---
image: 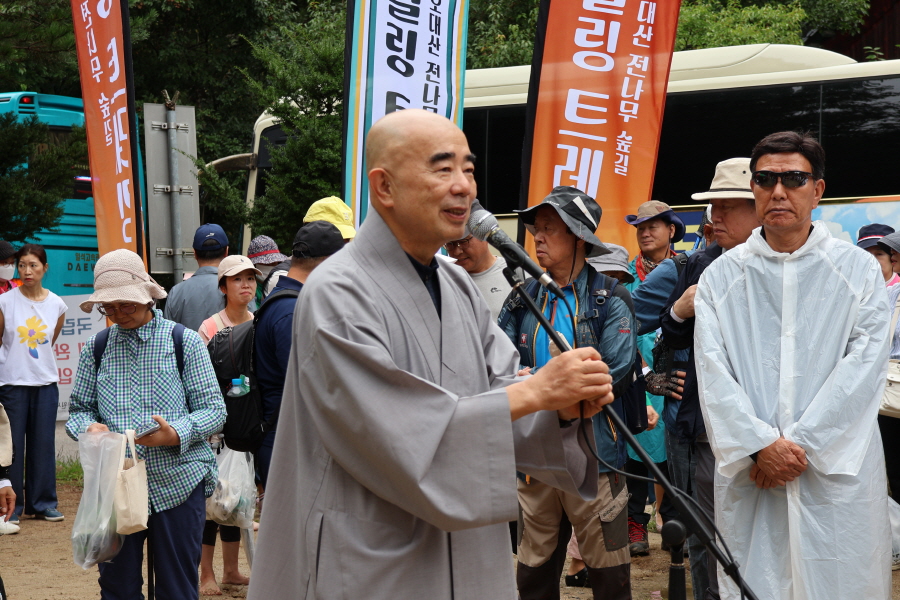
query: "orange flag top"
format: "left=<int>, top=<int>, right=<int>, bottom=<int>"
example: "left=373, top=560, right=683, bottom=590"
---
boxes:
left=525, top=0, right=681, bottom=259
left=70, top=0, right=140, bottom=258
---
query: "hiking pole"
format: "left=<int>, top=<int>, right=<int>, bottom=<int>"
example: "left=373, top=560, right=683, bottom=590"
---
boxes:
left=501, top=266, right=760, bottom=600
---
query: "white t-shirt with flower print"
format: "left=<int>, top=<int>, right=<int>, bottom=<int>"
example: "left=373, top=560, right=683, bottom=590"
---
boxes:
left=0, top=287, right=68, bottom=386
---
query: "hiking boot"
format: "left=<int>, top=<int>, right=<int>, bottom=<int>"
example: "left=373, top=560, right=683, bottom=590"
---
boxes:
left=628, top=517, right=650, bottom=556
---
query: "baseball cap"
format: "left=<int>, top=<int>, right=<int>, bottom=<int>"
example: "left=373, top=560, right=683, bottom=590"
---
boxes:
left=217, top=255, right=262, bottom=280
left=292, top=221, right=345, bottom=259
left=193, top=223, right=229, bottom=251
left=304, top=197, right=357, bottom=240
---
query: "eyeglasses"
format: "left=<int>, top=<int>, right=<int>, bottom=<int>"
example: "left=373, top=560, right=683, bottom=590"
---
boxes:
left=444, top=236, right=474, bottom=250
left=751, top=170, right=814, bottom=189
left=98, top=303, right=138, bottom=316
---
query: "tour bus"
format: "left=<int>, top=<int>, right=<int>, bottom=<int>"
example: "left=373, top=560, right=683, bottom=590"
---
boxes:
left=0, top=92, right=98, bottom=294
left=243, top=43, right=900, bottom=250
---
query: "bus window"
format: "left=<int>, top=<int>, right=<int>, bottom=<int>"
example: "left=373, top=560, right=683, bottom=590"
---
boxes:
left=255, top=124, right=288, bottom=200
left=820, top=76, right=900, bottom=199
left=463, top=104, right=527, bottom=215
left=653, top=83, right=821, bottom=206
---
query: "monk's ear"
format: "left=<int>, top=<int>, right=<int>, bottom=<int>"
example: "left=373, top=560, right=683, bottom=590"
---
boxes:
left=368, top=168, right=395, bottom=210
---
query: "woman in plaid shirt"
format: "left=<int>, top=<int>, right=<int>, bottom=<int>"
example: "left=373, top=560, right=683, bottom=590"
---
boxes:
left=66, top=249, right=226, bottom=600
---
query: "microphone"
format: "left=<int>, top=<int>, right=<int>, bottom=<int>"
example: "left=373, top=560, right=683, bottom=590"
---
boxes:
left=467, top=208, right=564, bottom=298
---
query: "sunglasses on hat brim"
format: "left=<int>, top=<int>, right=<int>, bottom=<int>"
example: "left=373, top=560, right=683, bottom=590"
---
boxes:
left=751, top=170, right=814, bottom=189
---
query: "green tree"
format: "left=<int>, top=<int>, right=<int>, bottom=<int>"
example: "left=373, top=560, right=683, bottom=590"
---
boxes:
left=0, top=113, right=87, bottom=241
left=465, top=0, right=871, bottom=67
left=242, top=0, right=345, bottom=250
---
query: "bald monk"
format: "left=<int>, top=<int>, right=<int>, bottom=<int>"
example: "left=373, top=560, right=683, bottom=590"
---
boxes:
left=247, top=110, right=615, bottom=600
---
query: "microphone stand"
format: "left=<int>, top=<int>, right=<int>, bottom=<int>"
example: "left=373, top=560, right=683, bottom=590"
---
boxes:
left=501, top=266, right=759, bottom=600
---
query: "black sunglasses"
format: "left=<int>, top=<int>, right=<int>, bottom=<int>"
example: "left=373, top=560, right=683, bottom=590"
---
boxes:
left=751, top=170, right=814, bottom=189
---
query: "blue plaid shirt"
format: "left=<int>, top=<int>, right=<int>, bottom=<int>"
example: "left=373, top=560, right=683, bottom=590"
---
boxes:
left=66, top=310, right=226, bottom=512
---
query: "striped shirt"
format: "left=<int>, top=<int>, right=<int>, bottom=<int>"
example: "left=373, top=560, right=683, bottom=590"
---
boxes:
left=66, top=310, right=226, bottom=512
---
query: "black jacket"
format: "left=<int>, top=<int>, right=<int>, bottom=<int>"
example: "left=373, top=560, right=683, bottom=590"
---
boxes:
left=659, top=243, right=723, bottom=442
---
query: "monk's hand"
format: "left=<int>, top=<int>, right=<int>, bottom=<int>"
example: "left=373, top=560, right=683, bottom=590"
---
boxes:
left=135, top=416, right=181, bottom=447
left=756, top=437, right=807, bottom=484
left=749, top=464, right=780, bottom=489
left=506, top=347, right=613, bottom=421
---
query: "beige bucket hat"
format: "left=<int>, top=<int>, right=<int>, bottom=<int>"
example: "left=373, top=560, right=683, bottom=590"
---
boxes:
left=691, top=157, right=754, bottom=201
left=79, top=249, right=167, bottom=313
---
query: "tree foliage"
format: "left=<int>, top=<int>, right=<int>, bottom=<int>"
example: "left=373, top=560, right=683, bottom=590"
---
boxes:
left=0, top=113, right=87, bottom=242
left=242, top=0, right=345, bottom=250
left=466, top=0, right=871, bottom=67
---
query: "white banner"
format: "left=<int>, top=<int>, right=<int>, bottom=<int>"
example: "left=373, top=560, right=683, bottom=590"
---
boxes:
left=53, top=295, right=107, bottom=420
left=343, top=0, right=470, bottom=225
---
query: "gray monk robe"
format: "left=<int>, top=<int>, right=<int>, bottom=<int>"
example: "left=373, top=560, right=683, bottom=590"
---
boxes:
left=247, top=211, right=600, bottom=600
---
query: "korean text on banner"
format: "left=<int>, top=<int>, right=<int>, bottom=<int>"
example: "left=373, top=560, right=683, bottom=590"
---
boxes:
left=524, top=0, right=681, bottom=257
left=70, top=0, right=140, bottom=256
left=343, top=0, right=470, bottom=226
left=53, top=295, right=107, bottom=421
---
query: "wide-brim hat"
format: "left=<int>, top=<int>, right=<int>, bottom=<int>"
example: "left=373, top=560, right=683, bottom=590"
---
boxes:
left=858, top=223, right=895, bottom=250
left=879, top=231, right=900, bottom=254
left=624, top=200, right=686, bottom=243
left=246, top=235, right=289, bottom=265
left=691, top=157, right=754, bottom=202
left=514, top=186, right=610, bottom=258
left=587, top=243, right=634, bottom=283
left=218, top=255, right=262, bottom=280
left=80, top=249, right=167, bottom=312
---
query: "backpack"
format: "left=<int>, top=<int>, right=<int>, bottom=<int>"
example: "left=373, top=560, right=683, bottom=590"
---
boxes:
left=498, top=268, right=618, bottom=369
left=94, top=324, right=185, bottom=376
left=205, top=288, right=299, bottom=453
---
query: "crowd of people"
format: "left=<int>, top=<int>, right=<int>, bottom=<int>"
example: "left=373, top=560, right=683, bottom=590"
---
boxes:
left=0, top=110, right=897, bottom=600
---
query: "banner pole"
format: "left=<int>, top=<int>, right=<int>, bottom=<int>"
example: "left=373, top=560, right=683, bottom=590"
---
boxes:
left=119, top=0, right=145, bottom=260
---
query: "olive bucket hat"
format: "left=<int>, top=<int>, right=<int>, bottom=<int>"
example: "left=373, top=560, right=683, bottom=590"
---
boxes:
left=514, top=186, right=611, bottom=257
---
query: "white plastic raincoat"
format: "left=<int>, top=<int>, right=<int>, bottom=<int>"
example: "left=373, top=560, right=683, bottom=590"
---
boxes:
left=694, top=222, right=891, bottom=600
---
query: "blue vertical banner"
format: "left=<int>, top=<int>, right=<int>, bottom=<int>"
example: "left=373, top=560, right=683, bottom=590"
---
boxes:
left=342, top=0, right=470, bottom=226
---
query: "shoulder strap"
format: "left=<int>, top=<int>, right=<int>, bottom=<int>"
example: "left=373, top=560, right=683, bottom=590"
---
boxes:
left=673, top=252, right=689, bottom=275
left=581, top=269, right=618, bottom=344
left=172, top=323, right=185, bottom=378
left=93, top=327, right=111, bottom=373
left=93, top=323, right=184, bottom=377
left=254, top=288, right=300, bottom=324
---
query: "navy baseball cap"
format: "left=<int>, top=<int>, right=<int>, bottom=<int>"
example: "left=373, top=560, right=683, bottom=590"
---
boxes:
left=857, top=223, right=894, bottom=250
left=193, top=223, right=229, bottom=251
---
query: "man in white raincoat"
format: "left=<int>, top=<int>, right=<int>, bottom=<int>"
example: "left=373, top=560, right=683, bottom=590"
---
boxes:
left=247, top=110, right=617, bottom=600
left=694, top=131, right=891, bottom=600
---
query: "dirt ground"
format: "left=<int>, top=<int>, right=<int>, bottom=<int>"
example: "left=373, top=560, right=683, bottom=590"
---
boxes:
left=5, top=483, right=900, bottom=599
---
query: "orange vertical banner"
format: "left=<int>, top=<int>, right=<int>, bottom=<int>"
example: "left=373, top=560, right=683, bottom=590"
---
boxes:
left=522, top=0, right=681, bottom=257
left=70, top=0, right=141, bottom=257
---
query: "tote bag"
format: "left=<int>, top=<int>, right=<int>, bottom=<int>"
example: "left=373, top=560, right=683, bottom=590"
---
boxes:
left=114, top=429, right=149, bottom=534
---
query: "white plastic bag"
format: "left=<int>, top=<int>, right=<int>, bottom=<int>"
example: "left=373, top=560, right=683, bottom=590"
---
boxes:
left=889, top=497, right=900, bottom=558
left=72, top=431, right=127, bottom=569
left=206, top=447, right=256, bottom=528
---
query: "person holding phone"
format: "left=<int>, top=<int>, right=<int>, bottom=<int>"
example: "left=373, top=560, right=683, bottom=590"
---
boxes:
left=0, top=244, right=68, bottom=524
left=66, top=249, right=225, bottom=600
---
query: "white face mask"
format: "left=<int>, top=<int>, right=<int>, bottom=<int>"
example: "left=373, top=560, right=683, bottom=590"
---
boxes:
left=0, top=264, right=15, bottom=281
left=256, top=264, right=275, bottom=278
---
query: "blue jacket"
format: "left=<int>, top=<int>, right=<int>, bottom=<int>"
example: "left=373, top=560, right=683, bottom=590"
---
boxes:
left=498, top=264, right=636, bottom=472
left=660, top=243, right=723, bottom=442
